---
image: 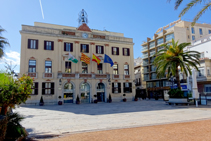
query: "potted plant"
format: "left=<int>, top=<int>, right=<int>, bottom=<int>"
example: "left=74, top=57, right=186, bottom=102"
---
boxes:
left=134, top=93, right=138, bottom=101
left=123, top=94, right=127, bottom=102
left=58, top=96, right=62, bottom=105
left=108, top=94, right=112, bottom=103
left=168, top=88, right=188, bottom=103
left=94, top=95, right=98, bottom=103
left=76, top=95, right=80, bottom=104
left=39, top=96, right=44, bottom=106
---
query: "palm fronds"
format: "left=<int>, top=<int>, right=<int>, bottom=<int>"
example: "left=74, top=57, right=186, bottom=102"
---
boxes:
left=0, top=26, right=10, bottom=58
left=168, top=0, right=211, bottom=26
left=153, top=39, right=200, bottom=89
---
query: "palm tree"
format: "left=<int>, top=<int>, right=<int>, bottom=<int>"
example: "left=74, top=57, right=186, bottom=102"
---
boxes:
left=153, top=39, right=200, bottom=89
left=168, top=0, right=211, bottom=26
left=0, top=26, right=10, bottom=58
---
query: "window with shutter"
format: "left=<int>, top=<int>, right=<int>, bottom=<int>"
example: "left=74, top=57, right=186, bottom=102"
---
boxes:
left=42, top=82, right=54, bottom=95
left=123, top=82, right=132, bottom=93
left=64, top=43, right=73, bottom=52
left=112, top=82, right=120, bottom=93
left=81, top=44, right=89, bottom=53
left=31, top=82, right=38, bottom=95
left=118, top=83, right=121, bottom=93
left=123, top=48, right=130, bottom=56
left=28, top=60, right=36, bottom=72
left=97, top=63, right=103, bottom=74
left=44, top=41, right=54, bottom=50
left=28, top=39, right=38, bottom=49
left=65, top=62, right=71, bottom=73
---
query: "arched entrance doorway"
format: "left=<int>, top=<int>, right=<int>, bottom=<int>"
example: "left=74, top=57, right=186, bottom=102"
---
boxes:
left=63, top=82, right=74, bottom=103
left=97, top=83, right=105, bottom=102
left=80, top=82, right=90, bottom=103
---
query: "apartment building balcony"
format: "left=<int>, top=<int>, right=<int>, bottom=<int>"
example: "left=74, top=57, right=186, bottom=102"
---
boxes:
left=143, top=61, right=149, bottom=66
left=151, top=66, right=156, bottom=72
left=95, top=74, right=108, bottom=79
left=26, top=72, right=37, bottom=78
left=144, top=76, right=149, bottom=81
left=79, top=73, right=94, bottom=79
left=142, top=47, right=148, bottom=52
left=149, top=42, right=155, bottom=49
left=123, top=75, right=131, bottom=79
left=112, top=74, right=120, bottom=79
left=150, top=51, right=156, bottom=57
left=158, top=47, right=164, bottom=51
left=143, top=54, right=148, bottom=58
left=143, top=69, right=149, bottom=74
left=43, top=73, right=53, bottom=79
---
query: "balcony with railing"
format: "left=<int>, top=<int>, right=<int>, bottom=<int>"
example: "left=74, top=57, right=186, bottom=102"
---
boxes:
left=165, top=33, right=174, bottom=42
left=112, top=74, right=120, bottom=79
left=144, top=75, right=149, bottom=81
left=143, top=53, right=148, bottom=58
left=158, top=47, right=164, bottom=51
left=43, top=73, right=53, bottom=79
left=150, top=51, right=156, bottom=56
left=151, top=73, right=157, bottom=80
left=151, top=66, right=156, bottom=72
left=142, top=45, right=148, bottom=52
left=149, top=41, right=155, bottom=48
left=143, top=59, right=149, bottom=66
left=95, top=74, right=108, bottom=79
left=143, top=68, right=149, bottom=73
left=26, top=72, right=37, bottom=78
left=123, top=75, right=131, bottom=79
left=79, top=73, right=93, bottom=79
left=150, top=57, right=155, bottom=64
left=157, top=38, right=164, bottom=46
left=62, top=73, right=76, bottom=78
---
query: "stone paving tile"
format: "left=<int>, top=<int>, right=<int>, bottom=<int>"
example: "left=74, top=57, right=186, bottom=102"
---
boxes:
left=14, top=100, right=211, bottom=137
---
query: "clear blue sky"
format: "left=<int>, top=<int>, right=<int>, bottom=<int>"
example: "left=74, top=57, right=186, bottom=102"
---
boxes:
left=0, top=0, right=211, bottom=72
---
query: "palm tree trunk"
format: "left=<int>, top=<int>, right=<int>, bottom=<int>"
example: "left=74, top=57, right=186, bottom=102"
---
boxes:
left=176, top=67, right=181, bottom=90
left=1, top=105, right=8, bottom=115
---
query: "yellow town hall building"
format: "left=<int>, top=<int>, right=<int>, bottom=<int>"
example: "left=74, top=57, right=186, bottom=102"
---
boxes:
left=19, top=10, right=135, bottom=105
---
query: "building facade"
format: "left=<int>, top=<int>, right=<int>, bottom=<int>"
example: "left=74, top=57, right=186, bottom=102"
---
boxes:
left=19, top=19, right=135, bottom=105
left=185, top=34, right=211, bottom=94
left=141, top=20, right=211, bottom=99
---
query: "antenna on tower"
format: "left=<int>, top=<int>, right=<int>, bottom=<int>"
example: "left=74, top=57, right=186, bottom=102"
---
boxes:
left=78, top=9, right=88, bottom=26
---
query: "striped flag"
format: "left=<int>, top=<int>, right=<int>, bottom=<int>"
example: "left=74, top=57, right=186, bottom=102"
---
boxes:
left=92, top=54, right=101, bottom=65
left=81, top=53, right=90, bottom=64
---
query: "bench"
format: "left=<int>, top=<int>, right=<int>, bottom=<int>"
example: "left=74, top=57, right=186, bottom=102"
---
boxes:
left=166, top=101, right=190, bottom=106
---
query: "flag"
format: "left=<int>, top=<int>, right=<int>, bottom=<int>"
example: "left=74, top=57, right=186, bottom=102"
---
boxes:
left=104, top=54, right=114, bottom=67
left=81, top=53, right=90, bottom=64
left=92, top=54, right=101, bottom=65
left=68, top=52, right=78, bottom=63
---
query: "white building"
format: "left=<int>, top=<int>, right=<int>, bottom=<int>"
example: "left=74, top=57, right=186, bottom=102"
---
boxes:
left=184, top=35, right=211, bottom=93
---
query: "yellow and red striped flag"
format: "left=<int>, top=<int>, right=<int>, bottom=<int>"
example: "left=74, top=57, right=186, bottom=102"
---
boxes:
left=81, top=53, right=90, bottom=64
left=92, top=54, right=101, bottom=65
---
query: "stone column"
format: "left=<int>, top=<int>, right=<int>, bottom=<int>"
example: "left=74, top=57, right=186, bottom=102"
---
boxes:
left=74, top=41, right=80, bottom=73
left=74, top=41, right=80, bottom=103
left=58, top=39, right=63, bottom=72
left=90, top=42, right=95, bottom=103
left=90, top=42, right=95, bottom=74
left=105, top=44, right=110, bottom=74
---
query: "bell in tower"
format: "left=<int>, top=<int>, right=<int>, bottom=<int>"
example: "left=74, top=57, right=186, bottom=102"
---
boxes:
left=78, top=9, right=88, bottom=26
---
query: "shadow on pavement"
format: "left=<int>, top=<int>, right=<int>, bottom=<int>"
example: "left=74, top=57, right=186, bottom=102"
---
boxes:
left=16, top=100, right=202, bottom=116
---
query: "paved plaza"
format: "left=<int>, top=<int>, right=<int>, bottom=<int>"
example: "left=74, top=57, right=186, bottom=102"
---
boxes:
left=14, top=100, right=211, bottom=138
